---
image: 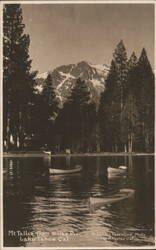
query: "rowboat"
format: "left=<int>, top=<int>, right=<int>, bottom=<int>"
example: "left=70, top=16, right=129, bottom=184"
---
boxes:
left=43, top=151, right=51, bottom=155
left=119, top=165, right=127, bottom=170
left=108, top=166, right=127, bottom=179
left=49, top=165, right=82, bottom=175
left=108, top=167, right=127, bottom=173
left=89, top=188, right=134, bottom=207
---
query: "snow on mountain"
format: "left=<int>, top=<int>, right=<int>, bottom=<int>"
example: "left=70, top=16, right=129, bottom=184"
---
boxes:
left=91, top=78, right=103, bottom=87
left=88, top=62, right=109, bottom=73
left=35, top=84, right=43, bottom=93
left=35, top=61, right=109, bottom=106
left=57, top=72, right=75, bottom=90
left=37, top=72, right=48, bottom=79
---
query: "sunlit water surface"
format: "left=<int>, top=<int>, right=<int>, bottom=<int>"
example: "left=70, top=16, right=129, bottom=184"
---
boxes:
left=3, top=155, right=154, bottom=247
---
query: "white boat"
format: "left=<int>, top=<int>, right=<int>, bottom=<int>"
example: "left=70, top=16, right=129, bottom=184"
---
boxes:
left=108, top=167, right=126, bottom=173
left=89, top=188, right=134, bottom=207
left=49, top=165, right=82, bottom=175
left=119, top=165, right=127, bottom=170
left=43, top=151, right=51, bottom=155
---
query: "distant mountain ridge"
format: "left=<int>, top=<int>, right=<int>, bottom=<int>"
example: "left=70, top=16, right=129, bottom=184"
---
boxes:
left=35, top=61, right=109, bottom=106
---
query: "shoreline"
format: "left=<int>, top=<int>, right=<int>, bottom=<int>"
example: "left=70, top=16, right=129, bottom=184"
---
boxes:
left=2, top=152, right=155, bottom=158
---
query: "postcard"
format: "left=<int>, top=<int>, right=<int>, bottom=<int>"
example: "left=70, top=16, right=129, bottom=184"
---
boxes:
left=1, top=0, right=155, bottom=249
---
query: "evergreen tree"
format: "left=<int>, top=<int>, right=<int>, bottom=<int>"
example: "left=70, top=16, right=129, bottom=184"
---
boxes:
left=136, top=48, right=154, bottom=152
left=3, top=4, right=36, bottom=150
left=55, top=77, right=96, bottom=152
left=41, top=73, right=59, bottom=147
left=68, top=77, right=90, bottom=152
left=113, top=40, right=128, bottom=111
left=113, top=40, right=128, bottom=150
left=128, top=52, right=138, bottom=69
left=87, top=101, right=98, bottom=152
left=122, top=52, right=138, bottom=152
left=99, top=60, right=120, bottom=152
left=42, top=73, right=59, bottom=118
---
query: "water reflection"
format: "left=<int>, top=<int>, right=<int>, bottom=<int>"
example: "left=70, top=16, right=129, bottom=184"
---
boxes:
left=3, top=155, right=154, bottom=247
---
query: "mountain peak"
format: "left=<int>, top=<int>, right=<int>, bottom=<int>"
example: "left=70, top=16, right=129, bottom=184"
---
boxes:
left=35, top=60, right=109, bottom=107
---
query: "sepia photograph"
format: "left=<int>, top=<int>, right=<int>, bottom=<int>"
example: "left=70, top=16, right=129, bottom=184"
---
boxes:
left=1, top=0, right=155, bottom=248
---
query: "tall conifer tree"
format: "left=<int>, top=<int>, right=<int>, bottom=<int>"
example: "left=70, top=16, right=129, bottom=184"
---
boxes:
left=42, top=73, right=59, bottom=147
left=113, top=40, right=128, bottom=111
left=3, top=4, right=36, bottom=150
left=122, top=52, right=138, bottom=152
left=137, top=48, right=154, bottom=151
left=99, top=60, right=120, bottom=151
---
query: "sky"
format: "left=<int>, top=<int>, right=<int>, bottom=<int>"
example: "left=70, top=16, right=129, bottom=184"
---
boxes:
left=21, top=3, right=154, bottom=73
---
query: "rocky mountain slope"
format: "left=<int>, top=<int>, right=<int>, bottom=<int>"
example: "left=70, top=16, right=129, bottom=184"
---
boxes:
left=35, top=61, right=109, bottom=106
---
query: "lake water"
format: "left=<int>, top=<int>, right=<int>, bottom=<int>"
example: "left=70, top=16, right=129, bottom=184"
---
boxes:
left=3, top=155, right=155, bottom=247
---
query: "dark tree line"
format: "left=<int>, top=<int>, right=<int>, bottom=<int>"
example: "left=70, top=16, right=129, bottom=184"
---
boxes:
left=3, top=5, right=154, bottom=153
left=99, top=41, right=154, bottom=153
